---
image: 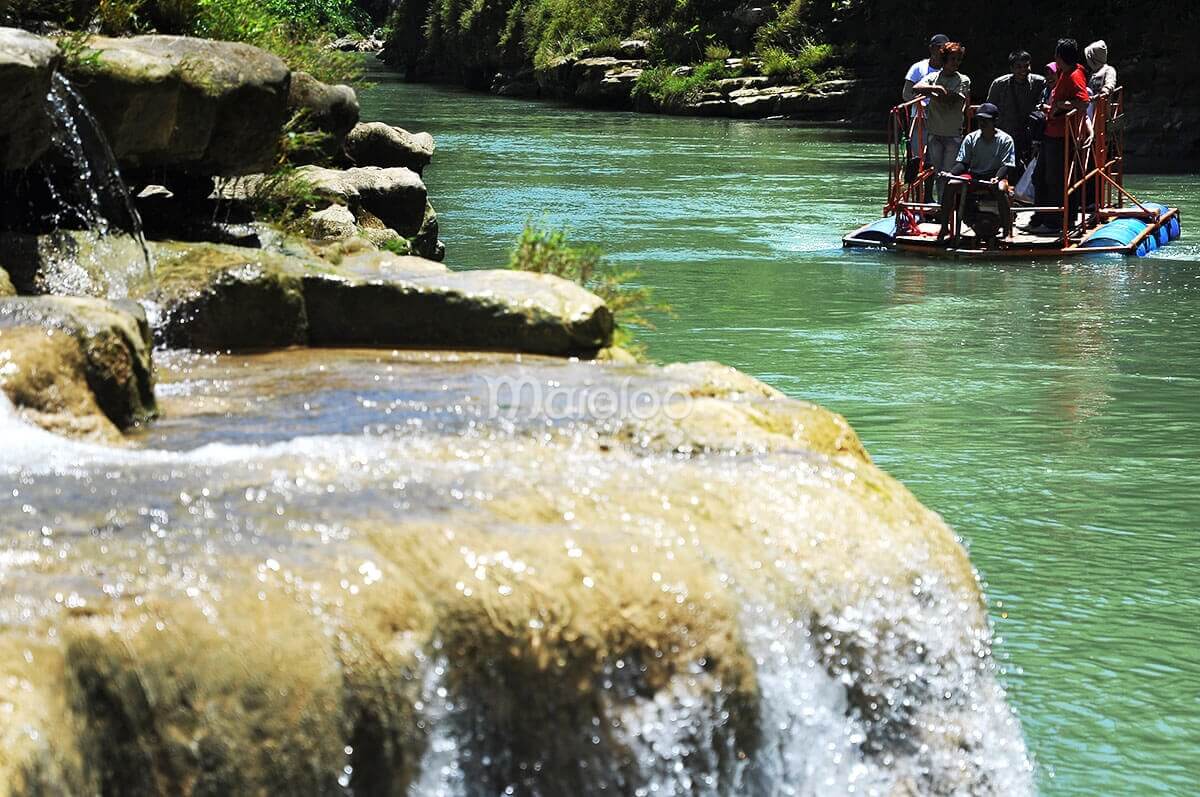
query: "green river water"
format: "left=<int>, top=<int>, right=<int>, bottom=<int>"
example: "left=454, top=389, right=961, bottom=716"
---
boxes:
left=360, top=68, right=1200, bottom=795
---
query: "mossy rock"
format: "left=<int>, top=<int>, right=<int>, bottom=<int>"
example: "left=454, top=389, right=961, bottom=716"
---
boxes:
left=0, top=295, right=156, bottom=436
left=62, top=35, right=291, bottom=176
left=146, top=241, right=312, bottom=351
left=302, top=252, right=613, bottom=355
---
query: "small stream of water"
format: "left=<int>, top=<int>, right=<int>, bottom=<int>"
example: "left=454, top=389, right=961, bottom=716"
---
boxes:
left=358, top=67, right=1200, bottom=795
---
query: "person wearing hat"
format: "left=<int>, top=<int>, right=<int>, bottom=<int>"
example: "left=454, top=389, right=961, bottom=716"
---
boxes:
left=935, top=102, right=1016, bottom=241
left=902, top=33, right=949, bottom=103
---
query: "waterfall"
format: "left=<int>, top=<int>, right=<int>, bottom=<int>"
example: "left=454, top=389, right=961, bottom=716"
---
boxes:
left=1, top=72, right=151, bottom=298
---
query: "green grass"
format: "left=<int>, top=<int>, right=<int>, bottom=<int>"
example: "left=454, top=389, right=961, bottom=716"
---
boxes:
left=757, top=41, right=833, bottom=83
left=9, top=0, right=369, bottom=84
left=508, top=221, right=669, bottom=357
left=632, top=59, right=729, bottom=108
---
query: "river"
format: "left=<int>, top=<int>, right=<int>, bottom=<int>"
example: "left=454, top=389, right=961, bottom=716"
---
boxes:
left=359, top=67, right=1200, bottom=795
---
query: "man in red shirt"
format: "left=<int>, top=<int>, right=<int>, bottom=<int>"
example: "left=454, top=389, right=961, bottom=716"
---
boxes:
left=1029, top=39, right=1091, bottom=232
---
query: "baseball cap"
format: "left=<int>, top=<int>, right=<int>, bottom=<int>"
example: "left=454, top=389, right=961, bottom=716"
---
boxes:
left=930, top=34, right=950, bottom=46
left=975, top=102, right=1000, bottom=119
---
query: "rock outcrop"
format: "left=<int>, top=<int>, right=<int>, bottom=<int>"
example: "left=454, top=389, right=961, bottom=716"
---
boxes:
left=62, top=35, right=291, bottom=176
left=0, top=27, right=60, bottom=170
left=296, top=165, right=428, bottom=238
left=145, top=240, right=613, bottom=356
left=0, top=296, right=155, bottom=438
left=287, top=71, right=360, bottom=160
left=343, top=122, right=435, bottom=174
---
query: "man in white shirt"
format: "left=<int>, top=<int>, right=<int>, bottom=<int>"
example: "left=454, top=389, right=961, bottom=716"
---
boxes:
left=902, top=34, right=949, bottom=103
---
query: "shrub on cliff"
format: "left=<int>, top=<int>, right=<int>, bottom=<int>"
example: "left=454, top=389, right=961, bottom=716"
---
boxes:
left=632, top=60, right=729, bottom=108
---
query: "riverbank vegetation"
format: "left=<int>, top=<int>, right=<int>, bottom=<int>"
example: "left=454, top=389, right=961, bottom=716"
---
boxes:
left=2, top=0, right=369, bottom=82
left=385, top=0, right=849, bottom=92
left=509, top=222, right=667, bottom=357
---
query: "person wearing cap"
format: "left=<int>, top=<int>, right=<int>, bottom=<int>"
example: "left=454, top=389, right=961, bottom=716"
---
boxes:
left=986, top=50, right=1046, bottom=166
left=936, top=102, right=1016, bottom=241
left=902, top=34, right=949, bottom=103
left=913, top=42, right=972, bottom=202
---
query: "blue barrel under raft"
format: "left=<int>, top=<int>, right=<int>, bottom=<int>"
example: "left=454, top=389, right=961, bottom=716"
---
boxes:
left=1081, top=204, right=1182, bottom=257
left=842, top=217, right=897, bottom=248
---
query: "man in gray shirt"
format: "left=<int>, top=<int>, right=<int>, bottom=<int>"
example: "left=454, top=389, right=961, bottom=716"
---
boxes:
left=986, top=50, right=1045, bottom=166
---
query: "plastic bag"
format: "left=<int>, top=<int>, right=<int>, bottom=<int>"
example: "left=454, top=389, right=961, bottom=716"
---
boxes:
left=1014, top=156, right=1037, bottom=205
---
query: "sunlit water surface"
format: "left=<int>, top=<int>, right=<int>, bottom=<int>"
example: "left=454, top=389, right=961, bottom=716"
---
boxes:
left=360, top=68, right=1200, bottom=795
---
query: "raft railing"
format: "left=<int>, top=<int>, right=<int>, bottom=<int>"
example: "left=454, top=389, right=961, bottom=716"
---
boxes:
left=886, top=86, right=1168, bottom=252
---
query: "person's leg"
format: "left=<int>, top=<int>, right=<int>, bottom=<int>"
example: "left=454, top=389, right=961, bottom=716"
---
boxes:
left=1035, top=137, right=1064, bottom=229
left=924, top=135, right=944, bottom=202
left=937, top=181, right=963, bottom=240
left=929, top=135, right=960, bottom=203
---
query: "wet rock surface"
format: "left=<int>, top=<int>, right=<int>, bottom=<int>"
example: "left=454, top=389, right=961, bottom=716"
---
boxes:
left=0, top=348, right=1032, bottom=795
left=0, top=295, right=155, bottom=436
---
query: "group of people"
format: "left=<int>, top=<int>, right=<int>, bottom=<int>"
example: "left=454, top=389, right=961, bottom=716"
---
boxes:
left=902, top=33, right=1118, bottom=237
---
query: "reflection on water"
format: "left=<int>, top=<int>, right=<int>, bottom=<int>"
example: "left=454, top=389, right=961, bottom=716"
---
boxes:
left=359, top=70, right=1200, bottom=795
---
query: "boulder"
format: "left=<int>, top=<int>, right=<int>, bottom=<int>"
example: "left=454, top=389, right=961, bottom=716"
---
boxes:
left=0, top=265, right=14, bottom=297
left=62, top=35, right=291, bottom=176
left=142, top=240, right=612, bottom=356
left=0, top=27, right=61, bottom=170
left=305, top=203, right=357, bottom=241
left=147, top=241, right=309, bottom=351
left=301, top=252, right=613, bottom=355
left=343, top=122, right=434, bottom=174
left=296, top=165, right=427, bottom=237
left=0, top=296, right=156, bottom=437
left=410, top=200, right=442, bottom=261
left=287, top=71, right=360, bottom=157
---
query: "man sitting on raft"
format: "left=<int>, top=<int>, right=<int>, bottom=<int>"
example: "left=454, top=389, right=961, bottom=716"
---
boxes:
left=936, top=102, right=1017, bottom=242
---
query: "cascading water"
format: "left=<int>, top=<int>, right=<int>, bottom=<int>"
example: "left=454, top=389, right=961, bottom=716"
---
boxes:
left=1, top=72, right=151, bottom=298
left=0, top=350, right=1035, bottom=795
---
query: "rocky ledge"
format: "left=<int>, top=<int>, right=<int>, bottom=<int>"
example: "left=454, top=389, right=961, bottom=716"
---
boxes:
left=492, top=53, right=860, bottom=121
left=0, top=348, right=1032, bottom=794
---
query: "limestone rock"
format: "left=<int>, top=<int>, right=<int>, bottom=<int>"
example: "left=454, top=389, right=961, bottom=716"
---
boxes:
left=306, top=203, right=357, bottom=241
left=343, top=122, right=435, bottom=174
left=0, top=265, right=14, bottom=297
left=302, top=253, right=613, bottom=355
left=288, top=71, right=360, bottom=154
left=0, top=27, right=61, bottom=170
left=63, top=35, right=291, bottom=176
left=147, top=241, right=309, bottom=351
left=0, top=296, right=156, bottom=436
left=143, top=241, right=611, bottom=356
left=297, top=165, right=427, bottom=238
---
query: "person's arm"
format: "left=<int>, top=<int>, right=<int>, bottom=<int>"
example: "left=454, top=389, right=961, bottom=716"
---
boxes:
left=912, top=74, right=946, bottom=98
left=1053, top=71, right=1089, bottom=115
left=1101, top=67, right=1117, bottom=95
left=986, top=77, right=1004, bottom=108
left=948, top=137, right=971, bottom=175
left=993, top=136, right=1016, bottom=186
left=903, top=79, right=917, bottom=102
